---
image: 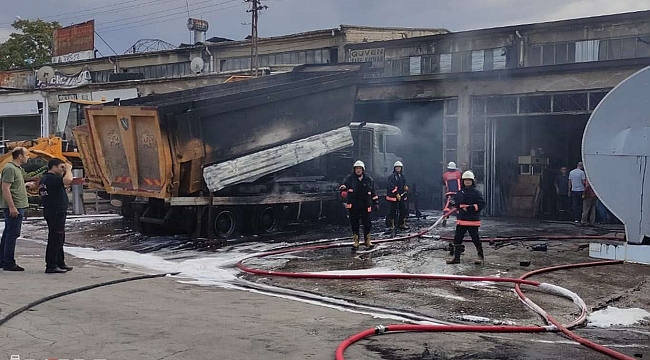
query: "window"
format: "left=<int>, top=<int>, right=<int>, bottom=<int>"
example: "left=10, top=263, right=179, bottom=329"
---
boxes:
left=622, top=37, right=636, bottom=58
left=576, top=40, right=599, bottom=62
left=608, top=38, right=622, bottom=59
left=520, top=95, right=552, bottom=113
left=542, top=44, right=555, bottom=65
left=471, top=50, right=484, bottom=71
left=445, top=98, right=458, bottom=116
left=485, top=96, right=517, bottom=114
left=589, top=91, right=608, bottom=111
left=322, top=49, right=331, bottom=63
left=483, top=49, right=494, bottom=70
left=528, top=45, right=542, bottom=66
left=451, top=51, right=472, bottom=72
left=439, top=54, right=452, bottom=73
left=290, top=52, right=299, bottom=64
left=298, top=51, right=306, bottom=63
left=314, top=50, right=322, bottom=63
left=493, top=48, right=507, bottom=69
left=637, top=36, right=650, bottom=57
left=553, top=93, right=587, bottom=112
left=306, top=51, right=315, bottom=63
left=409, top=56, right=421, bottom=75
left=555, top=43, right=575, bottom=64
left=282, top=53, right=291, bottom=64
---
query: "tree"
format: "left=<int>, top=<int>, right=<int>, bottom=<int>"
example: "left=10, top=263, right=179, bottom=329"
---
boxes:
left=0, top=19, right=60, bottom=70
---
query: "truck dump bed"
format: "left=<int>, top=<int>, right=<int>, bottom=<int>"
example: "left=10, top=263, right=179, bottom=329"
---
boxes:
left=74, top=64, right=365, bottom=199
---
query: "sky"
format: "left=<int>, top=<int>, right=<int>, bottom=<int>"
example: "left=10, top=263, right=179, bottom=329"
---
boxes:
left=0, top=0, right=649, bottom=57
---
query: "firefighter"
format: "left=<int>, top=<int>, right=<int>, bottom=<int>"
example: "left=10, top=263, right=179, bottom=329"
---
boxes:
left=339, top=160, right=379, bottom=250
left=441, top=161, right=463, bottom=226
left=446, top=170, right=486, bottom=265
left=385, top=161, right=409, bottom=231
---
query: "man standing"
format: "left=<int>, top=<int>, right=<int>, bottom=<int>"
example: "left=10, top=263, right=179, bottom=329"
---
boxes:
left=339, top=160, right=379, bottom=251
left=0, top=147, right=34, bottom=271
left=39, top=159, right=74, bottom=274
left=568, top=162, right=586, bottom=223
left=554, top=166, right=570, bottom=220
left=581, top=177, right=597, bottom=227
left=446, top=171, right=486, bottom=265
left=385, top=161, right=409, bottom=232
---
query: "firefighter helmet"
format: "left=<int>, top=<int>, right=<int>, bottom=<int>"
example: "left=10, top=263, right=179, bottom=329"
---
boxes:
left=447, top=161, right=457, bottom=170
left=462, top=170, right=475, bottom=180
left=353, top=160, right=365, bottom=171
left=393, top=161, right=403, bottom=168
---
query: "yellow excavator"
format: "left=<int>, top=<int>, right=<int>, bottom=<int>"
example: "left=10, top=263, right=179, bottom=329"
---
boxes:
left=0, top=99, right=104, bottom=196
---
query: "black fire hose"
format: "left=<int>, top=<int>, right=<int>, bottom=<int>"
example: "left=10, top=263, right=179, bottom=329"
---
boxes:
left=0, top=272, right=180, bottom=328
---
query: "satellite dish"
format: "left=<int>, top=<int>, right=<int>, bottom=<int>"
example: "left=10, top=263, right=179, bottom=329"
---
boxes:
left=583, top=65, right=650, bottom=245
left=37, top=66, right=55, bottom=83
left=190, top=57, right=205, bottom=74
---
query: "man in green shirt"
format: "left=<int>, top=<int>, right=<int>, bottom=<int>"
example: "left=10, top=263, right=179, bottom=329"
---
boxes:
left=0, top=147, right=35, bottom=271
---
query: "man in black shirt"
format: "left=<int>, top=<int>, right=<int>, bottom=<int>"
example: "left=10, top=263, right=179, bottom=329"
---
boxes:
left=39, top=159, right=73, bottom=274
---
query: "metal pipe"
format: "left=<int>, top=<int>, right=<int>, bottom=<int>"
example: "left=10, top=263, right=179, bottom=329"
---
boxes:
left=72, top=169, right=84, bottom=215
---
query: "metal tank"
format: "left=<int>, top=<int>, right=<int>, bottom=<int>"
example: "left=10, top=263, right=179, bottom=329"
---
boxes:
left=583, top=65, right=650, bottom=262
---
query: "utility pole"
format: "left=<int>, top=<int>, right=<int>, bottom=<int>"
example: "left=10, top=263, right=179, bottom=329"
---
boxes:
left=246, top=0, right=267, bottom=76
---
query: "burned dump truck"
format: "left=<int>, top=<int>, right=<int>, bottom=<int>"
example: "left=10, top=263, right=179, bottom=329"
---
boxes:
left=73, top=64, right=402, bottom=239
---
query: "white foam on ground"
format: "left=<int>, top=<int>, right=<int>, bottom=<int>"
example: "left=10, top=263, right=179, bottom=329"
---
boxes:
left=587, top=306, right=650, bottom=328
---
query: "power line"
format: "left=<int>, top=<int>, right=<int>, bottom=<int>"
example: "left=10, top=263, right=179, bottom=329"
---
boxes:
left=95, top=0, right=240, bottom=31
left=96, top=0, right=234, bottom=29
left=0, top=0, right=178, bottom=26
left=94, top=30, right=119, bottom=55
left=96, top=3, right=246, bottom=33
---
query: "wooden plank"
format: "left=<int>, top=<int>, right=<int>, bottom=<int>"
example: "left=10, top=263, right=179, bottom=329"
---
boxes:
left=167, top=193, right=337, bottom=206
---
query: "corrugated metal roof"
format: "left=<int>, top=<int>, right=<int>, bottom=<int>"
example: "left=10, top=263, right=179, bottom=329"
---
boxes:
left=203, top=126, right=354, bottom=192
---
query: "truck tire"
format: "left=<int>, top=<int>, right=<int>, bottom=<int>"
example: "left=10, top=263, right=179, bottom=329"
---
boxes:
left=211, top=207, right=241, bottom=239
left=253, top=206, right=285, bottom=234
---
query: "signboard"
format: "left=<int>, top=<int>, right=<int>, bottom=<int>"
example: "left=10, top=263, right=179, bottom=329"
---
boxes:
left=52, top=20, right=95, bottom=63
left=0, top=71, right=35, bottom=89
left=349, top=48, right=385, bottom=69
left=37, top=69, right=92, bottom=89
left=52, top=50, right=94, bottom=64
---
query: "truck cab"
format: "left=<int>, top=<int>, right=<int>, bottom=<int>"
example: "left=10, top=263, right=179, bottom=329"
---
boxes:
left=349, top=122, right=402, bottom=181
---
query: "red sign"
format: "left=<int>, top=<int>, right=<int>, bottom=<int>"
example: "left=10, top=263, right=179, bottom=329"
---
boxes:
left=53, top=20, right=95, bottom=57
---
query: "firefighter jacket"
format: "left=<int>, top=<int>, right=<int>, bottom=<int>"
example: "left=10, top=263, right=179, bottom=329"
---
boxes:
left=341, top=173, right=379, bottom=212
left=386, top=171, right=408, bottom=202
left=453, top=182, right=486, bottom=226
left=442, top=170, right=462, bottom=193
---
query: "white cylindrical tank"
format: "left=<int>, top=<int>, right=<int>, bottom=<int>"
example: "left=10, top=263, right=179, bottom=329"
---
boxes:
left=583, top=66, right=650, bottom=245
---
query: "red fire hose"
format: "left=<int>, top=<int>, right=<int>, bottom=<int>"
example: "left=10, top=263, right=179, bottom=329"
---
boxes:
left=236, top=211, right=633, bottom=360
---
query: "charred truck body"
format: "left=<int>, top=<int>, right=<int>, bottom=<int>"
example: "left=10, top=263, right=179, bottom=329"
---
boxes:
left=73, top=64, right=401, bottom=239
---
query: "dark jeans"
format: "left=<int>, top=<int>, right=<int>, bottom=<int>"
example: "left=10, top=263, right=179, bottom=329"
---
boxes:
left=556, top=195, right=571, bottom=219
left=387, top=200, right=407, bottom=226
left=571, top=191, right=584, bottom=222
left=349, top=207, right=371, bottom=236
left=0, top=208, right=25, bottom=268
left=453, top=225, right=483, bottom=255
left=45, top=211, right=67, bottom=270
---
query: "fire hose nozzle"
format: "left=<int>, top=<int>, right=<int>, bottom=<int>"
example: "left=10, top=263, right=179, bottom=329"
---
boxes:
left=374, top=325, right=387, bottom=334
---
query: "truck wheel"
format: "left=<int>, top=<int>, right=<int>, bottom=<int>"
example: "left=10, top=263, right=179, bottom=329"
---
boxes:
left=254, top=206, right=284, bottom=234
left=211, top=208, right=240, bottom=239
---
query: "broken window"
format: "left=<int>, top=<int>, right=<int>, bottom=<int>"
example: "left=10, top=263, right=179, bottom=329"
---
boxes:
left=637, top=36, right=650, bottom=57
left=471, top=50, right=485, bottom=71
left=485, top=96, right=517, bottom=115
left=483, top=49, right=494, bottom=70
left=409, top=56, right=422, bottom=75
left=555, top=43, right=569, bottom=64
left=608, top=39, right=622, bottom=59
left=589, top=91, right=609, bottom=111
left=494, top=48, right=507, bottom=69
left=451, top=52, right=463, bottom=72
left=528, top=45, right=542, bottom=66
left=445, top=98, right=459, bottom=116
left=598, top=39, right=609, bottom=60
left=575, top=40, right=600, bottom=62
left=439, top=54, right=452, bottom=73
left=553, top=93, right=587, bottom=112
left=542, top=44, right=555, bottom=65
left=622, top=37, right=637, bottom=58
left=520, top=95, right=552, bottom=113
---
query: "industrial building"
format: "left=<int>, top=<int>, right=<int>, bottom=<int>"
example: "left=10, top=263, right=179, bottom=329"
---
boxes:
left=2, top=10, right=649, bottom=217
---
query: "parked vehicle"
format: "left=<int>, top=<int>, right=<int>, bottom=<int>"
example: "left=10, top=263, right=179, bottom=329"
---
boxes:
left=73, top=64, right=401, bottom=239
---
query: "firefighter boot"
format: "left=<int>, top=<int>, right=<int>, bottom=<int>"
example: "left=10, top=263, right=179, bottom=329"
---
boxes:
left=399, top=220, right=409, bottom=230
left=474, top=243, right=484, bottom=265
left=384, top=219, right=395, bottom=234
left=446, top=244, right=463, bottom=264
left=351, top=234, right=360, bottom=251
left=364, top=233, right=375, bottom=250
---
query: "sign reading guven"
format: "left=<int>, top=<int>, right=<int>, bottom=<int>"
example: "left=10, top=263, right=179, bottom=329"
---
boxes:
left=349, top=48, right=385, bottom=69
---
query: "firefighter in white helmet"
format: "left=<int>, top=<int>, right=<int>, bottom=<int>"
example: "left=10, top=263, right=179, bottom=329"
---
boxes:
left=446, top=170, right=487, bottom=265
left=385, top=160, right=409, bottom=232
left=339, top=160, right=379, bottom=250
